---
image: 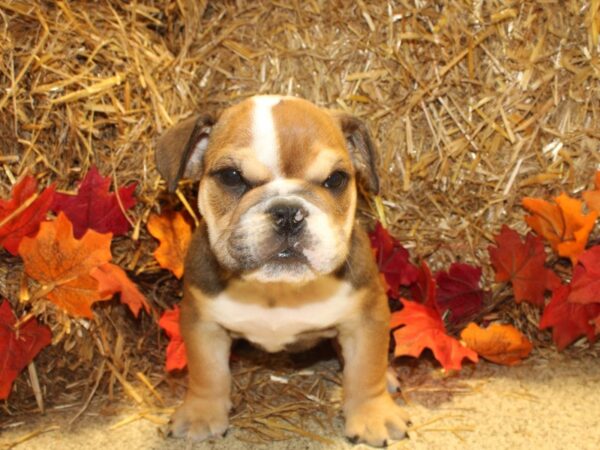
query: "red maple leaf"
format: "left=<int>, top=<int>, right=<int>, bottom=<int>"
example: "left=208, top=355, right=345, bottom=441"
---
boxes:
left=158, top=306, right=187, bottom=371
left=52, top=166, right=136, bottom=239
left=488, top=225, right=560, bottom=306
left=409, top=261, right=437, bottom=309
left=390, top=262, right=478, bottom=371
left=435, top=263, right=484, bottom=324
left=0, top=176, right=55, bottom=255
left=567, top=246, right=600, bottom=305
left=369, top=222, right=418, bottom=298
left=0, top=300, right=52, bottom=399
left=539, top=284, right=600, bottom=350
left=90, top=263, right=150, bottom=317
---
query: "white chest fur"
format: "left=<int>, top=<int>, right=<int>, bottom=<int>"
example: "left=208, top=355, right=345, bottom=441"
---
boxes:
left=201, top=278, right=357, bottom=352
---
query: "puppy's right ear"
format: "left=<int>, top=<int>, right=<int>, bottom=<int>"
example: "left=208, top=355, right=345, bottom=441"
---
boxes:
left=155, top=114, right=215, bottom=192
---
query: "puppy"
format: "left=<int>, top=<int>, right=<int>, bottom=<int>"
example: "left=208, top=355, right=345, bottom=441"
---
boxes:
left=155, top=96, right=408, bottom=446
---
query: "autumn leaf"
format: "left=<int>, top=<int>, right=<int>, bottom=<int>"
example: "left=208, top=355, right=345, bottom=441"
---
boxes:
left=90, top=263, right=150, bottom=317
left=435, top=263, right=484, bottom=324
left=0, top=300, right=52, bottom=399
left=582, top=170, right=600, bottom=213
left=0, top=176, right=55, bottom=255
left=52, top=166, right=136, bottom=239
left=460, top=322, right=532, bottom=366
left=390, top=263, right=478, bottom=371
left=369, top=222, right=419, bottom=298
left=567, top=246, right=600, bottom=305
left=409, top=261, right=438, bottom=309
left=522, top=194, right=598, bottom=265
left=391, top=299, right=478, bottom=371
left=18, top=213, right=113, bottom=318
left=158, top=306, right=187, bottom=371
left=488, top=225, right=560, bottom=306
left=539, top=284, right=600, bottom=350
left=147, top=211, right=192, bottom=279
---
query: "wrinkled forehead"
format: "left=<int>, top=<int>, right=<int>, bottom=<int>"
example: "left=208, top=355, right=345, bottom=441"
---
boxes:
left=204, top=96, right=351, bottom=177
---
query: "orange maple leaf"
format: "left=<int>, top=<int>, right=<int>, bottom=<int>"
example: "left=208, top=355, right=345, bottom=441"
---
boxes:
left=90, top=263, right=150, bottom=318
left=460, top=323, right=532, bottom=366
left=18, top=213, right=113, bottom=318
left=390, top=300, right=479, bottom=371
left=147, top=211, right=192, bottom=279
left=582, top=170, right=600, bottom=213
left=522, top=193, right=598, bottom=265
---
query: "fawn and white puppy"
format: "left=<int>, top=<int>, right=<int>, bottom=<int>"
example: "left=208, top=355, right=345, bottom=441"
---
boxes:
left=155, top=95, right=408, bottom=446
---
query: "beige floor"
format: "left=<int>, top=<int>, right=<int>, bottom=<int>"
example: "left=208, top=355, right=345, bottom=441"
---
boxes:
left=1, top=352, right=599, bottom=450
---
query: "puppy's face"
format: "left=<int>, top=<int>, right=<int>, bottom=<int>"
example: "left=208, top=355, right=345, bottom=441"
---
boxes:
left=156, top=96, right=379, bottom=283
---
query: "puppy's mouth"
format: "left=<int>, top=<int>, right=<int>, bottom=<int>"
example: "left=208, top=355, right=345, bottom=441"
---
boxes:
left=272, top=246, right=308, bottom=264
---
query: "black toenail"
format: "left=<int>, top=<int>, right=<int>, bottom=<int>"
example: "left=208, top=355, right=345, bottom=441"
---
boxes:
left=407, top=420, right=413, bottom=427
left=346, top=435, right=359, bottom=444
left=166, top=430, right=173, bottom=438
left=222, top=430, right=229, bottom=438
left=382, top=439, right=388, bottom=447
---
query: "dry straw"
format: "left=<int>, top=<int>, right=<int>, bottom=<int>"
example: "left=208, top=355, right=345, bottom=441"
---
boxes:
left=1, top=0, right=599, bottom=441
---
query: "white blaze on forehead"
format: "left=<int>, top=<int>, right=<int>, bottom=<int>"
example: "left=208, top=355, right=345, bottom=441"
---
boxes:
left=251, top=95, right=283, bottom=176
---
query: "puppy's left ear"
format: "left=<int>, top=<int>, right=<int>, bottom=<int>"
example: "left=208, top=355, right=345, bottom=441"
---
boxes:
left=331, top=112, right=380, bottom=194
left=155, top=114, right=216, bottom=192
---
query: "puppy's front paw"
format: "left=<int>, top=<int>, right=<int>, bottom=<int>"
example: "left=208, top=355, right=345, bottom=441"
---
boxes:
left=344, top=394, right=409, bottom=447
left=167, top=397, right=230, bottom=441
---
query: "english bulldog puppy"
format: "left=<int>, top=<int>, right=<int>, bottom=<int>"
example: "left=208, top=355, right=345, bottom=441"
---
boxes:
left=155, top=95, right=409, bottom=446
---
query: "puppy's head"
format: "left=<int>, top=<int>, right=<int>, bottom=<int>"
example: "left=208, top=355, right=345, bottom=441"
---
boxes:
left=156, top=96, right=379, bottom=283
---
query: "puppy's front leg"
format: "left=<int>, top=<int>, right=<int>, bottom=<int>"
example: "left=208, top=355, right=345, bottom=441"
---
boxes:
left=338, top=301, right=409, bottom=447
left=168, top=291, right=232, bottom=441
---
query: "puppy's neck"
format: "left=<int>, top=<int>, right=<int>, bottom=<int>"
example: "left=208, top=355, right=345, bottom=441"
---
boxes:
left=223, top=274, right=345, bottom=309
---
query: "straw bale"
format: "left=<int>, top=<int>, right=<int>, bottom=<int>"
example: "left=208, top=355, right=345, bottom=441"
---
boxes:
left=1, top=0, right=600, bottom=436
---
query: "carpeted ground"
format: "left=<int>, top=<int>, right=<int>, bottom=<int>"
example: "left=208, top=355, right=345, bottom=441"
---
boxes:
left=2, top=352, right=599, bottom=450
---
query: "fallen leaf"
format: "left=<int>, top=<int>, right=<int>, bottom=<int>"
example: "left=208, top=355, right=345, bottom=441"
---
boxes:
left=409, top=261, right=438, bottom=310
left=52, top=166, right=136, bottom=239
left=435, top=263, right=484, bottom=324
left=0, top=300, right=52, bottom=399
left=158, top=306, right=187, bottom=371
left=567, top=246, right=600, bottom=305
left=488, top=225, right=560, bottom=306
left=582, top=170, right=600, bottom=213
left=390, top=299, right=478, bottom=371
left=369, top=222, right=419, bottom=298
left=0, top=176, right=55, bottom=255
left=147, top=211, right=192, bottom=279
left=460, top=322, right=532, bottom=365
left=90, top=263, right=150, bottom=317
left=522, top=194, right=598, bottom=265
left=539, top=284, right=600, bottom=350
left=18, top=213, right=113, bottom=318
left=390, top=263, right=478, bottom=371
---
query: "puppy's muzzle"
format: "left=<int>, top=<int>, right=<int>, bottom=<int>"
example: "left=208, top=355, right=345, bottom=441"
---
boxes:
left=268, top=202, right=308, bottom=237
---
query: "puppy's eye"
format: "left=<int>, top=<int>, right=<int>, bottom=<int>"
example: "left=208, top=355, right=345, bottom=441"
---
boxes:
left=323, top=171, right=348, bottom=190
left=215, top=169, right=245, bottom=188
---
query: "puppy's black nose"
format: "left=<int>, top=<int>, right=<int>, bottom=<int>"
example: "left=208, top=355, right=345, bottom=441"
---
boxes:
left=268, top=203, right=307, bottom=235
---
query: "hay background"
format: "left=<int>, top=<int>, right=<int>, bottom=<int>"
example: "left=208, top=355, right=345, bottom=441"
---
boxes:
left=1, top=0, right=599, bottom=439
